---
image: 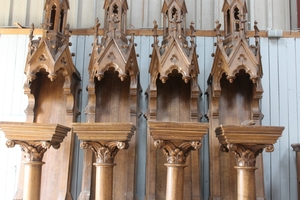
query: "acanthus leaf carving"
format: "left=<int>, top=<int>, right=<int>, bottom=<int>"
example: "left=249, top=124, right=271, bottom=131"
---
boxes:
left=6, top=140, right=52, bottom=162
left=80, top=141, right=129, bottom=164
left=222, top=144, right=271, bottom=167
left=154, top=140, right=202, bottom=164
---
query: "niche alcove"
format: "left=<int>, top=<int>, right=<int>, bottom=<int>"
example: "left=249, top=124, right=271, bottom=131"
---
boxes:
left=207, top=0, right=267, bottom=199
left=0, top=0, right=81, bottom=199
left=145, top=0, right=208, bottom=199
left=75, top=1, right=140, bottom=199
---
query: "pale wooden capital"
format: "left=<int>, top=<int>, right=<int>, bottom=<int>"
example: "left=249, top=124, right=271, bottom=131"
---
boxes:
left=80, top=141, right=129, bottom=164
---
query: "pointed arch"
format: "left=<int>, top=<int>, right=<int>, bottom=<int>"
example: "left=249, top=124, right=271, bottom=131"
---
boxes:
left=50, top=5, right=56, bottom=30
left=234, top=7, right=240, bottom=31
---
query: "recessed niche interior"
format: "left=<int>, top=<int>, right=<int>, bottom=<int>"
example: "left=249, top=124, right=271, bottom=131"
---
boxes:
left=95, top=68, right=130, bottom=123
left=31, top=69, right=66, bottom=124
left=219, top=69, right=254, bottom=199
left=155, top=70, right=193, bottom=199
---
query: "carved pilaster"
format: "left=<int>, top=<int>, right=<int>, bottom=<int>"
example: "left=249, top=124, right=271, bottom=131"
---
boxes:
left=80, top=141, right=129, bottom=164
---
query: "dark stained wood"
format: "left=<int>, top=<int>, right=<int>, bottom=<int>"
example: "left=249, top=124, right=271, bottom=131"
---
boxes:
left=9, top=0, right=82, bottom=199
left=215, top=125, right=284, bottom=200
left=146, top=1, right=205, bottom=199
left=207, top=1, right=266, bottom=199
left=79, top=1, right=140, bottom=199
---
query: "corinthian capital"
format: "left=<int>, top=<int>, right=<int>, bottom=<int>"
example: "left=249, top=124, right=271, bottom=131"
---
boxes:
left=6, top=140, right=60, bottom=162
left=154, top=140, right=202, bottom=164
left=221, top=144, right=274, bottom=167
left=80, top=141, right=129, bottom=163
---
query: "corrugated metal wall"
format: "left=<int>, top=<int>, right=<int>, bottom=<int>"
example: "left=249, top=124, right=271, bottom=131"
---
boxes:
left=0, top=34, right=299, bottom=200
left=0, top=0, right=299, bottom=199
left=0, top=0, right=294, bottom=30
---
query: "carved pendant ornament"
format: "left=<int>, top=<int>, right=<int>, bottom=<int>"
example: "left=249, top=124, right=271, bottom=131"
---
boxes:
left=154, top=140, right=202, bottom=164
left=6, top=140, right=61, bottom=162
left=80, top=141, right=129, bottom=164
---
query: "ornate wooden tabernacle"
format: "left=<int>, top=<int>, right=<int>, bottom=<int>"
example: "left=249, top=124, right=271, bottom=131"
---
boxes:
left=5, top=0, right=81, bottom=199
left=77, top=0, right=140, bottom=199
left=145, top=0, right=207, bottom=199
left=207, top=0, right=267, bottom=199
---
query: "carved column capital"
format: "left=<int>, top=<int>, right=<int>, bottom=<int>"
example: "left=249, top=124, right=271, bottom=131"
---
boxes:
left=154, top=140, right=202, bottom=164
left=80, top=141, right=129, bottom=164
left=221, top=143, right=274, bottom=167
left=6, top=140, right=60, bottom=162
left=291, top=143, right=300, bottom=152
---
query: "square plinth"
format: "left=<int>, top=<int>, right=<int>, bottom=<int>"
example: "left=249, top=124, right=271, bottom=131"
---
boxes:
left=148, top=121, right=209, bottom=141
left=215, top=125, right=284, bottom=145
left=72, top=122, right=136, bottom=141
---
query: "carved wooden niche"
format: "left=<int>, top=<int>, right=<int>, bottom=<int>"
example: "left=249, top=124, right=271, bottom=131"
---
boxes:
left=207, top=0, right=265, bottom=199
left=79, top=0, right=140, bottom=199
left=145, top=0, right=204, bottom=199
left=16, top=0, right=81, bottom=199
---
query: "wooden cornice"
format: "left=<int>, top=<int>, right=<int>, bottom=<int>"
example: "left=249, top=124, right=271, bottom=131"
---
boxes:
left=1, top=27, right=300, bottom=38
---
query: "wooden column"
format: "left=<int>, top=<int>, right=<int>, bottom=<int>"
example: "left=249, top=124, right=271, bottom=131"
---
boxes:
left=292, top=143, right=300, bottom=199
left=148, top=122, right=208, bottom=200
left=0, top=122, right=70, bottom=200
left=164, top=163, right=186, bottom=200
left=72, top=122, right=135, bottom=200
left=94, top=163, right=115, bottom=200
left=215, top=125, right=284, bottom=200
left=22, top=161, right=44, bottom=200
